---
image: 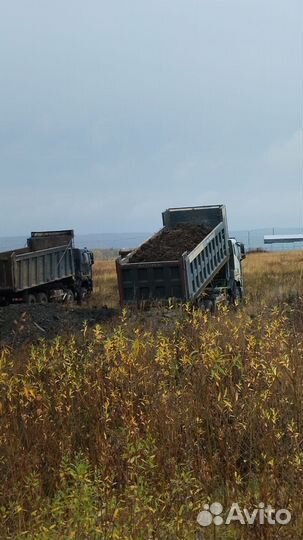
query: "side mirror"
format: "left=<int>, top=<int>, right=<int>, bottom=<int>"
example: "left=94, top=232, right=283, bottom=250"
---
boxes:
left=240, top=243, right=246, bottom=260
left=90, top=252, right=95, bottom=265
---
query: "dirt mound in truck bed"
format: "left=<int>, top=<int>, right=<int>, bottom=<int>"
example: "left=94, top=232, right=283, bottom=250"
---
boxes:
left=129, top=223, right=212, bottom=263
left=0, top=304, right=116, bottom=348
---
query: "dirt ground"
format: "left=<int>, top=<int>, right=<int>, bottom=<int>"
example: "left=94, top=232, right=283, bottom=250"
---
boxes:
left=129, top=223, right=211, bottom=263
left=0, top=304, right=116, bottom=348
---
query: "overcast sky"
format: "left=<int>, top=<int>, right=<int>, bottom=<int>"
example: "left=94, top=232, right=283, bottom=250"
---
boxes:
left=0, top=0, right=302, bottom=235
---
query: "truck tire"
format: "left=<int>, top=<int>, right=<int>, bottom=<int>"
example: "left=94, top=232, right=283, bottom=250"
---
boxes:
left=198, top=298, right=215, bottom=312
left=231, top=283, right=242, bottom=306
left=25, top=293, right=37, bottom=304
left=80, top=287, right=89, bottom=301
left=37, top=292, right=48, bottom=304
left=64, top=289, right=74, bottom=304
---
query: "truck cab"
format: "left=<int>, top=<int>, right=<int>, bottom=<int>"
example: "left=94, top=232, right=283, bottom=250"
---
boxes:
left=228, top=238, right=246, bottom=300
left=73, top=248, right=94, bottom=298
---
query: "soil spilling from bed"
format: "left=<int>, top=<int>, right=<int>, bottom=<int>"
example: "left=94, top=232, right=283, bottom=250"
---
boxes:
left=0, top=304, right=116, bottom=348
left=129, top=223, right=212, bottom=263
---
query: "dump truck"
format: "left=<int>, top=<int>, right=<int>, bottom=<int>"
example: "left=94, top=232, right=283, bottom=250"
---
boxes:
left=116, top=205, right=245, bottom=308
left=0, top=230, right=94, bottom=305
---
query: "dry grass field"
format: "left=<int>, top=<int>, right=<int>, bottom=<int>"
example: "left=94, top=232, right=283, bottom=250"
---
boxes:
left=90, top=260, right=119, bottom=308
left=244, top=251, right=303, bottom=305
left=0, top=251, right=302, bottom=539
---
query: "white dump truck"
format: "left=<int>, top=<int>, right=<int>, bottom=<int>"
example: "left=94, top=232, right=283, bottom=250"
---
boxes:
left=116, top=205, right=245, bottom=308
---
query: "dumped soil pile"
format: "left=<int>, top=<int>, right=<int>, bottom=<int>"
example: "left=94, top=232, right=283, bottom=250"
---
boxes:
left=0, top=304, right=116, bottom=348
left=129, top=223, right=211, bottom=263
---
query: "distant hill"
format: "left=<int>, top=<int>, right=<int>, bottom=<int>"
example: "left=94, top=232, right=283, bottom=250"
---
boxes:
left=1, top=228, right=303, bottom=253
left=0, top=233, right=151, bottom=253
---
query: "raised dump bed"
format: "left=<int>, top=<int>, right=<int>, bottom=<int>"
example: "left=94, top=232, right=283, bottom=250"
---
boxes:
left=0, top=246, right=75, bottom=295
left=116, top=205, right=230, bottom=304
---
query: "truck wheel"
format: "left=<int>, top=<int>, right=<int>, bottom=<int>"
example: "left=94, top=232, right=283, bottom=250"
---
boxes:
left=25, top=293, right=37, bottom=304
left=80, top=287, right=88, bottom=300
left=37, top=292, right=48, bottom=304
left=64, top=289, right=74, bottom=304
left=200, top=299, right=214, bottom=312
left=232, top=284, right=242, bottom=306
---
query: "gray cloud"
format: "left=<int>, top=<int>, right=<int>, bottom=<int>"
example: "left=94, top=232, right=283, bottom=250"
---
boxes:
left=0, top=0, right=302, bottom=235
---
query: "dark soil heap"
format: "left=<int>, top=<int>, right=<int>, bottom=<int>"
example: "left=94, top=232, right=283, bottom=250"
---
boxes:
left=129, top=223, right=211, bottom=263
left=0, top=304, right=116, bottom=348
